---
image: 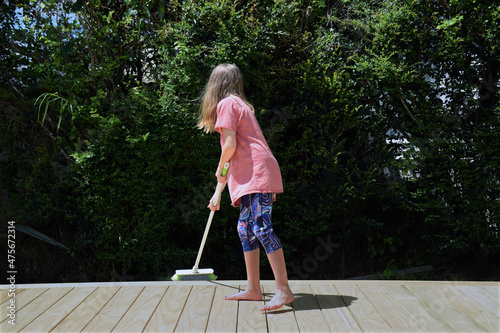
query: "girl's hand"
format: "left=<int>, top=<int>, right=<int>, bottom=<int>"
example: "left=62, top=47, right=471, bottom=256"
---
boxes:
left=208, top=194, right=220, bottom=211
left=273, top=193, right=277, bottom=202
left=215, top=169, right=227, bottom=184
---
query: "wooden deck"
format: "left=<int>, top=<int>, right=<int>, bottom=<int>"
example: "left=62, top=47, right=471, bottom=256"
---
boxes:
left=1, top=280, right=498, bottom=332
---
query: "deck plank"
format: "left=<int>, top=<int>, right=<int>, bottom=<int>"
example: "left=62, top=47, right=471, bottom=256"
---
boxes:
left=0, top=280, right=496, bottom=333
left=455, top=285, right=500, bottom=317
left=0, top=287, right=73, bottom=332
left=310, top=283, right=361, bottom=332
left=431, top=284, right=498, bottom=332
left=20, top=287, right=96, bottom=332
left=291, top=283, right=330, bottom=332
left=206, top=283, right=239, bottom=333
left=51, top=286, right=121, bottom=332
left=481, top=285, right=499, bottom=298
left=112, top=286, right=167, bottom=332
left=0, top=288, right=48, bottom=325
left=144, top=285, right=191, bottom=332
left=405, top=284, right=488, bottom=332
left=358, top=283, right=427, bottom=332
left=80, top=286, right=144, bottom=332
left=237, top=284, right=267, bottom=332
left=175, top=284, right=216, bottom=332
left=384, top=284, right=453, bottom=332
left=263, top=284, right=299, bottom=333
left=334, top=283, right=393, bottom=332
left=0, top=288, right=25, bottom=305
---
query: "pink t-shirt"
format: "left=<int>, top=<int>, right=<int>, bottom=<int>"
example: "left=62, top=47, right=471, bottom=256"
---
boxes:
left=215, top=95, right=283, bottom=206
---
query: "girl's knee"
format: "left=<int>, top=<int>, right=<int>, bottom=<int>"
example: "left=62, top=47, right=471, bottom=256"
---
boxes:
left=255, top=228, right=282, bottom=254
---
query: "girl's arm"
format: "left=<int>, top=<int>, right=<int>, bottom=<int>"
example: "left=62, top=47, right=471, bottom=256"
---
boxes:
left=216, top=128, right=236, bottom=182
left=208, top=128, right=236, bottom=211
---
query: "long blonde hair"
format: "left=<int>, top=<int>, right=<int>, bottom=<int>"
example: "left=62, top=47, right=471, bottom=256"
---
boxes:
left=197, top=63, right=254, bottom=133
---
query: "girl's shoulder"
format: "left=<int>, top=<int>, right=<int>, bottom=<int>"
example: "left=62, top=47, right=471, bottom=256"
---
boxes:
left=218, top=96, right=239, bottom=112
left=218, top=95, right=245, bottom=113
left=219, top=95, right=239, bottom=105
left=222, top=95, right=253, bottom=113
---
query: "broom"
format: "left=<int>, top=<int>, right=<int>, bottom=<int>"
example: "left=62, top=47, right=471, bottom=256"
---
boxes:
left=171, top=162, right=229, bottom=281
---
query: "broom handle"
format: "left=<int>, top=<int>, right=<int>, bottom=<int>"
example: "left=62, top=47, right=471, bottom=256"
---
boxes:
left=193, top=162, right=230, bottom=273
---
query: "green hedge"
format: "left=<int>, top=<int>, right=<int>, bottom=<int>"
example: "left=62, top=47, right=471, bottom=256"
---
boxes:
left=1, top=0, right=498, bottom=282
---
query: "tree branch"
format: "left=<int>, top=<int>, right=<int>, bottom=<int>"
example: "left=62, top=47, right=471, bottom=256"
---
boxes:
left=400, top=97, right=418, bottom=124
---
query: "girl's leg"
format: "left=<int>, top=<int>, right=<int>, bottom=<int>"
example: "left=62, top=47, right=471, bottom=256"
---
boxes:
left=226, top=194, right=262, bottom=301
left=245, top=193, right=293, bottom=311
left=225, top=248, right=262, bottom=300
left=261, top=248, right=294, bottom=311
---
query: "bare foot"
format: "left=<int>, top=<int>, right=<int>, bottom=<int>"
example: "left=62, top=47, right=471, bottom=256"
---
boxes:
left=261, top=288, right=294, bottom=311
left=225, top=289, right=262, bottom=301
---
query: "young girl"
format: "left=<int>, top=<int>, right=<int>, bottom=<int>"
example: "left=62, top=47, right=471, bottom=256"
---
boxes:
left=198, top=63, right=294, bottom=311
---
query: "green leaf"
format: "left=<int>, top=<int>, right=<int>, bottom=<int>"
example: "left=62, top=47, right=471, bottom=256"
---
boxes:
left=437, top=15, right=463, bottom=30
left=158, top=1, right=165, bottom=20
left=125, top=8, right=135, bottom=17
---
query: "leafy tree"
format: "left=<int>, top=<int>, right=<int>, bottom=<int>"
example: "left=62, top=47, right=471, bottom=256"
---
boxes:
left=1, top=0, right=497, bottom=282
left=334, top=0, right=499, bottom=274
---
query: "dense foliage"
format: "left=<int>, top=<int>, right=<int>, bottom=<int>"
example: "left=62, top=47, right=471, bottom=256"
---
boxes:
left=1, top=0, right=498, bottom=283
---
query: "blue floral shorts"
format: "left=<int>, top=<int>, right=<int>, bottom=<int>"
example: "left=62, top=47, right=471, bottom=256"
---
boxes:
left=238, top=193, right=282, bottom=254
